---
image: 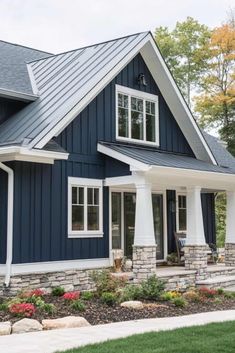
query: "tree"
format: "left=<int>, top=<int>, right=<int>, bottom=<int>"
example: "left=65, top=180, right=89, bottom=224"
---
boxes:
left=195, top=23, right=235, bottom=155
left=155, top=17, right=211, bottom=106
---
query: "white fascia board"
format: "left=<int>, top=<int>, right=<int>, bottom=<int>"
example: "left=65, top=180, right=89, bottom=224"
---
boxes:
left=140, top=39, right=217, bottom=165
left=33, top=34, right=152, bottom=150
left=0, top=258, right=110, bottom=275
left=0, top=146, right=69, bottom=164
left=150, top=165, right=235, bottom=183
left=0, top=88, right=38, bottom=102
left=104, top=175, right=136, bottom=186
left=97, top=143, right=151, bottom=171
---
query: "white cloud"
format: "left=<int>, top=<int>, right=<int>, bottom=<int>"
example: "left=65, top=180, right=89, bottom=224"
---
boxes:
left=0, top=0, right=233, bottom=53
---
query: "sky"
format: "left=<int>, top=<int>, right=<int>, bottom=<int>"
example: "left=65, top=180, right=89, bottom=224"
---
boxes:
left=0, top=0, right=234, bottom=53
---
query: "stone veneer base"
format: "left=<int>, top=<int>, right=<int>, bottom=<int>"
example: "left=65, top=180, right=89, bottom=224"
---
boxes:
left=184, top=245, right=208, bottom=280
left=132, top=245, right=157, bottom=282
left=225, top=243, right=235, bottom=266
left=0, top=268, right=98, bottom=296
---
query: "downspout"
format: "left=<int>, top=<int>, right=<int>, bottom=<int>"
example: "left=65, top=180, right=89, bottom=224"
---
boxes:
left=0, top=162, right=14, bottom=287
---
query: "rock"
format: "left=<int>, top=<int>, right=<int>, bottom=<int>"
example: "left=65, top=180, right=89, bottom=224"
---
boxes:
left=0, top=322, right=11, bottom=335
left=42, top=316, right=90, bottom=330
left=63, top=284, right=74, bottom=292
left=12, top=318, right=42, bottom=334
left=120, top=300, right=144, bottom=309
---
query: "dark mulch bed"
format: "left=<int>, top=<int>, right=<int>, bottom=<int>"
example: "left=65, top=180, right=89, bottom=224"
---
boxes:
left=1, top=295, right=235, bottom=325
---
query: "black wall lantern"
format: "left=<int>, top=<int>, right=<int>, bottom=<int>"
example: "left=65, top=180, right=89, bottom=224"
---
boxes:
left=137, top=73, right=147, bottom=87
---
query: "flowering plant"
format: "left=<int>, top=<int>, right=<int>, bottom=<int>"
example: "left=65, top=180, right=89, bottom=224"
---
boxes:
left=20, top=289, right=45, bottom=298
left=198, top=287, right=217, bottom=298
left=9, top=303, right=36, bottom=317
left=63, top=291, right=80, bottom=301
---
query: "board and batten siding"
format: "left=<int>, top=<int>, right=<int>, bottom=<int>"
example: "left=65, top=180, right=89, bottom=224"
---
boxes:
left=0, top=53, right=208, bottom=264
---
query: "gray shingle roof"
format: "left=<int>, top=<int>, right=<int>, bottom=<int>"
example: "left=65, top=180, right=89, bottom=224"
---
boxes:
left=0, top=32, right=149, bottom=147
left=99, top=142, right=235, bottom=175
left=0, top=40, right=51, bottom=95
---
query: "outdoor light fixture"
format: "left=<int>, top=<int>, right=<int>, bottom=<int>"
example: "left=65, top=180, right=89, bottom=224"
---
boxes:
left=137, top=73, right=147, bottom=86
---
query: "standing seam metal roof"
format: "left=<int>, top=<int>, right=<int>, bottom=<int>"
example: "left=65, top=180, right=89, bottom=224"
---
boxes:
left=0, top=32, right=149, bottom=147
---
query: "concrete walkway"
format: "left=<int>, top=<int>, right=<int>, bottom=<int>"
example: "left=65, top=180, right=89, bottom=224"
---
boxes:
left=1, top=311, right=235, bottom=353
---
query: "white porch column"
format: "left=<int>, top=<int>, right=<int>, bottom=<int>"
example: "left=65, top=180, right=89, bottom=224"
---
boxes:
left=184, top=186, right=208, bottom=280
left=225, top=191, right=235, bottom=266
left=132, top=173, right=157, bottom=282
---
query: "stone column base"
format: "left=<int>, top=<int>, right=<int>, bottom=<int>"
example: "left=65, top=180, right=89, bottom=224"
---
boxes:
left=225, top=243, right=235, bottom=266
left=132, top=245, right=157, bottom=283
left=184, top=245, right=208, bottom=280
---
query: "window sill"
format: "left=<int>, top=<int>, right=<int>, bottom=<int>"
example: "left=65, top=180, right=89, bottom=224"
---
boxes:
left=116, top=136, right=159, bottom=147
left=68, top=232, right=104, bottom=239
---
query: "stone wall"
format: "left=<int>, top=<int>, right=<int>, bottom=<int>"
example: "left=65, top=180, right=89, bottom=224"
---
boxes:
left=132, top=245, right=157, bottom=282
left=225, top=243, right=235, bottom=266
left=0, top=268, right=98, bottom=296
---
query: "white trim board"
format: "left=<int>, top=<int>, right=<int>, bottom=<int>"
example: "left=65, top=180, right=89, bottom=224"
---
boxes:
left=0, top=258, right=110, bottom=276
left=29, top=32, right=216, bottom=166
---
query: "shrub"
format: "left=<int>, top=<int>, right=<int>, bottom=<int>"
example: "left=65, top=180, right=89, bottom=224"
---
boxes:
left=25, top=295, right=46, bottom=308
left=183, top=290, right=200, bottom=302
left=80, top=291, right=94, bottom=301
left=63, top=291, right=80, bottom=301
left=9, top=303, right=36, bottom=317
left=71, top=300, right=86, bottom=311
left=119, top=284, right=142, bottom=302
left=101, top=292, right=117, bottom=306
left=43, top=303, right=56, bottom=314
left=172, top=297, right=187, bottom=307
left=91, top=270, right=126, bottom=296
left=224, top=291, right=235, bottom=299
left=140, top=275, right=165, bottom=300
left=20, top=289, right=45, bottom=299
left=52, top=286, right=65, bottom=297
left=0, top=303, right=8, bottom=311
left=199, top=287, right=217, bottom=298
left=217, top=288, right=224, bottom=295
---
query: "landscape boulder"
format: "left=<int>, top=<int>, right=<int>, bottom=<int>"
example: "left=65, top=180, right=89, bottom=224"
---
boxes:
left=120, top=301, right=144, bottom=309
left=12, top=318, right=42, bottom=334
left=42, top=316, right=90, bottom=330
left=0, top=321, right=11, bottom=335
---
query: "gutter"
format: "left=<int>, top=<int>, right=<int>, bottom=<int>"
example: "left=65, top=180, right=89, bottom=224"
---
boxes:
left=0, top=88, right=38, bottom=102
left=0, top=163, right=14, bottom=286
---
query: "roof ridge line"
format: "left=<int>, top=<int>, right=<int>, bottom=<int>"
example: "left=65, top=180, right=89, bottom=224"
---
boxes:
left=0, top=39, right=52, bottom=55
left=26, top=31, right=150, bottom=64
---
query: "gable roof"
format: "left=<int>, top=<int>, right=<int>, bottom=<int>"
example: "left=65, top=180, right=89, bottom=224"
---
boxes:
left=0, top=40, right=51, bottom=100
left=0, top=31, right=231, bottom=168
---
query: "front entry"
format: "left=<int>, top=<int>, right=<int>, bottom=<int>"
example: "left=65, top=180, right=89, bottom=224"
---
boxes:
left=111, top=191, right=164, bottom=260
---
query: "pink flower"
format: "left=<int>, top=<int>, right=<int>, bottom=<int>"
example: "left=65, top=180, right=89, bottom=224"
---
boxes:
left=9, top=303, right=36, bottom=317
left=62, top=291, right=80, bottom=301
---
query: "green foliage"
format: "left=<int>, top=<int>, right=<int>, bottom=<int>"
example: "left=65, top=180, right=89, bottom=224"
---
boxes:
left=171, top=297, right=187, bottom=307
left=217, top=288, right=224, bottom=295
left=0, top=303, right=8, bottom=311
left=155, top=17, right=211, bottom=106
left=119, top=284, right=142, bottom=302
left=140, top=275, right=165, bottom=300
left=51, top=287, right=65, bottom=297
left=80, top=291, right=94, bottom=301
left=43, top=303, right=56, bottom=314
left=101, top=292, right=117, bottom=306
left=71, top=300, right=86, bottom=312
left=224, top=291, right=235, bottom=299
left=25, top=295, right=45, bottom=308
left=91, top=270, right=126, bottom=296
left=215, top=193, right=226, bottom=248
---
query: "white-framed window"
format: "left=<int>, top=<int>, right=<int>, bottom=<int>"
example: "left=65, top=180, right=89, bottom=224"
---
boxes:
left=177, top=194, right=187, bottom=232
left=68, top=177, right=103, bottom=238
left=116, top=85, right=159, bottom=146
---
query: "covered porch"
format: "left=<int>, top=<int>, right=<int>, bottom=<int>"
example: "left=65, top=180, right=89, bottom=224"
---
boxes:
left=99, top=142, right=235, bottom=283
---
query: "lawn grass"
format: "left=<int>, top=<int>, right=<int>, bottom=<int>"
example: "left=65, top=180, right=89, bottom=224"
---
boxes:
left=58, top=321, right=235, bottom=353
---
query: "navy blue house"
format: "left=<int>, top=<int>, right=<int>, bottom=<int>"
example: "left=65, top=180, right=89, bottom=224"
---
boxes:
left=0, top=32, right=235, bottom=290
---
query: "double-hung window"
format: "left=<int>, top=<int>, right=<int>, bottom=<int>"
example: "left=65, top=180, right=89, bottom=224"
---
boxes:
left=68, top=177, right=103, bottom=238
left=177, top=194, right=187, bottom=232
left=116, top=85, right=159, bottom=145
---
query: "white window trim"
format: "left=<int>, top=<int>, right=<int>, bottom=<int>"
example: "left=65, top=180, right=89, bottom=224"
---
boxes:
left=115, top=84, right=159, bottom=146
left=176, top=192, right=187, bottom=233
left=68, top=177, right=103, bottom=238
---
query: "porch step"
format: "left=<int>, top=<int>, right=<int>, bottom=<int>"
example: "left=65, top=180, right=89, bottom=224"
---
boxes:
left=196, top=274, right=235, bottom=289
left=207, top=265, right=235, bottom=278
